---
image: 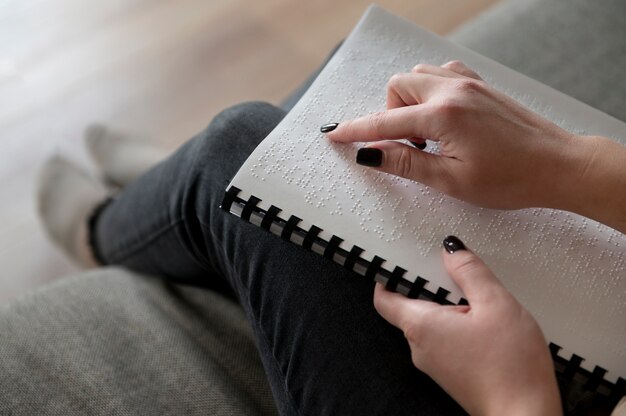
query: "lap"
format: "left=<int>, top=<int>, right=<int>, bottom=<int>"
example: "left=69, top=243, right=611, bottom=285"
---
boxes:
left=94, top=100, right=466, bottom=415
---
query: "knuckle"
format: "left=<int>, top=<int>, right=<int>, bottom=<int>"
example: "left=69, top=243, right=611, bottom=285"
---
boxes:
left=387, top=73, right=405, bottom=91
left=445, top=61, right=483, bottom=81
left=451, top=254, right=483, bottom=278
left=444, top=60, right=465, bottom=70
left=411, top=63, right=429, bottom=73
left=452, top=78, right=482, bottom=93
left=396, top=146, right=416, bottom=178
left=435, top=96, right=463, bottom=119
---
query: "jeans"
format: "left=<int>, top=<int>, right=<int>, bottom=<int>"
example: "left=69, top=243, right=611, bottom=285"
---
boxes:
left=92, top=101, right=467, bottom=415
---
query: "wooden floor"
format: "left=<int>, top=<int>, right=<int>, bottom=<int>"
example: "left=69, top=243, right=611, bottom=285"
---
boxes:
left=0, top=0, right=499, bottom=304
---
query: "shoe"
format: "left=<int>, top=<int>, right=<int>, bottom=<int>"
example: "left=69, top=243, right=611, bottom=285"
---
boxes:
left=37, top=156, right=108, bottom=267
left=84, top=124, right=170, bottom=187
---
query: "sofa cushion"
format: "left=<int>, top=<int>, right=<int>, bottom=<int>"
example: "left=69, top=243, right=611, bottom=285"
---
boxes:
left=0, top=267, right=277, bottom=416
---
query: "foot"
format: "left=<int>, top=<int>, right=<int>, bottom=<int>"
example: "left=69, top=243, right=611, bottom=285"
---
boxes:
left=84, top=124, right=170, bottom=187
left=37, top=156, right=109, bottom=267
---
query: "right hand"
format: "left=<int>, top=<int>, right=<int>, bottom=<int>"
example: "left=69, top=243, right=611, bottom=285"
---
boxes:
left=325, top=61, right=595, bottom=211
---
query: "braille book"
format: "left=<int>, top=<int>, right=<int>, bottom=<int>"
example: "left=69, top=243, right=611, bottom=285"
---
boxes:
left=222, top=5, right=626, bottom=399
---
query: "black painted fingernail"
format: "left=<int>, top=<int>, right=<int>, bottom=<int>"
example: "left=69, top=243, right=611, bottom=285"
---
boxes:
left=320, top=123, right=339, bottom=133
left=411, top=141, right=427, bottom=150
left=356, top=148, right=382, bottom=167
left=443, top=235, right=466, bottom=254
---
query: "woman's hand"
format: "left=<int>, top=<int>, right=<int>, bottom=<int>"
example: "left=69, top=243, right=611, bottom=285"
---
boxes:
left=324, top=61, right=594, bottom=211
left=374, top=236, right=562, bottom=416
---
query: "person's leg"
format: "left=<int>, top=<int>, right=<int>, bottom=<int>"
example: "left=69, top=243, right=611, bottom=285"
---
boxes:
left=91, top=101, right=465, bottom=416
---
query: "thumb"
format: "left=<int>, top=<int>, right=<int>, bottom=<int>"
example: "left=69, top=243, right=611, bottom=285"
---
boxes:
left=373, top=283, right=439, bottom=333
left=357, top=141, right=452, bottom=188
left=441, top=235, right=508, bottom=305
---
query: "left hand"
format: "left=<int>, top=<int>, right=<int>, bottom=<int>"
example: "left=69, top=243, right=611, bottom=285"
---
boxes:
left=374, top=236, right=562, bottom=416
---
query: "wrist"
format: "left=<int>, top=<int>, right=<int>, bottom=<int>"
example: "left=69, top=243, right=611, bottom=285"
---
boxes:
left=484, top=386, right=562, bottom=416
left=548, top=134, right=626, bottom=233
left=548, top=133, right=601, bottom=212
left=534, top=130, right=590, bottom=212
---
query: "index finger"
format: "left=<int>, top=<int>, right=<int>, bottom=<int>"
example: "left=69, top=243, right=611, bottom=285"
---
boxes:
left=325, top=105, right=435, bottom=143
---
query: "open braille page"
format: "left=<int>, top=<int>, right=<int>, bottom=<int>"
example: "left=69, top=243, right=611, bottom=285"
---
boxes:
left=227, top=5, right=626, bottom=384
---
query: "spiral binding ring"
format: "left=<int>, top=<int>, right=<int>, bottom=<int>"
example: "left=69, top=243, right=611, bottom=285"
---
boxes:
left=407, top=276, right=427, bottom=299
left=302, top=225, right=322, bottom=250
left=386, top=266, right=406, bottom=291
left=220, top=185, right=241, bottom=212
left=344, top=245, right=364, bottom=271
left=224, top=186, right=625, bottom=397
left=324, top=236, right=344, bottom=260
left=433, top=287, right=451, bottom=304
left=586, top=366, right=607, bottom=391
left=612, top=378, right=626, bottom=403
left=365, top=256, right=385, bottom=280
left=261, top=205, right=282, bottom=230
left=564, top=354, right=584, bottom=381
left=549, top=342, right=625, bottom=400
left=241, top=196, right=261, bottom=221
left=281, top=216, right=301, bottom=241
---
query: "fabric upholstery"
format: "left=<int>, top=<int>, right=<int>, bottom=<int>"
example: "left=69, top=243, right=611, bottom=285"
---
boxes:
left=449, top=0, right=626, bottom=122
left=0, top=268, right=277, bottom=415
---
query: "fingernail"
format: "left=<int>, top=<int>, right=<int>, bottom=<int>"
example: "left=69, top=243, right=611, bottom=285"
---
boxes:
left=356, top=148, right=382, bottom=167
left=443, top=235, right=466, bottom=254
left=411, top=141, right=427, bottom=150
left=320, top=123, right=339, bottom=133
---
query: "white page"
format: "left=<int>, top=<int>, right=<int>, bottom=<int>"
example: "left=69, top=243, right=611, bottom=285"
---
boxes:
left=228, top=5, right=626, bottom=383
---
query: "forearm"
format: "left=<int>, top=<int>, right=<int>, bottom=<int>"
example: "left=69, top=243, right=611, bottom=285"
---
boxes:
left=556, top=135, right=626, bottom=234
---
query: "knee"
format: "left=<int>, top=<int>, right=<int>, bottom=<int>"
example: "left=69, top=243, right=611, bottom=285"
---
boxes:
left=212, top=101, right=282, bottom=130
left=187, top=101, right=285, bottom=171
left=181, top=101, right=285, bottom=195
left=200, top=101, right=285, bottom=149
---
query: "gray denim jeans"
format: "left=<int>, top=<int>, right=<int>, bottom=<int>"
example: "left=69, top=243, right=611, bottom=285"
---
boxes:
left=91, top=100, right=468, bottom=415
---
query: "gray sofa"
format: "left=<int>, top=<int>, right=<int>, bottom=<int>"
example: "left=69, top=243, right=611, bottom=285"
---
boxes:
left=2, top=0, right=624, bottom=414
